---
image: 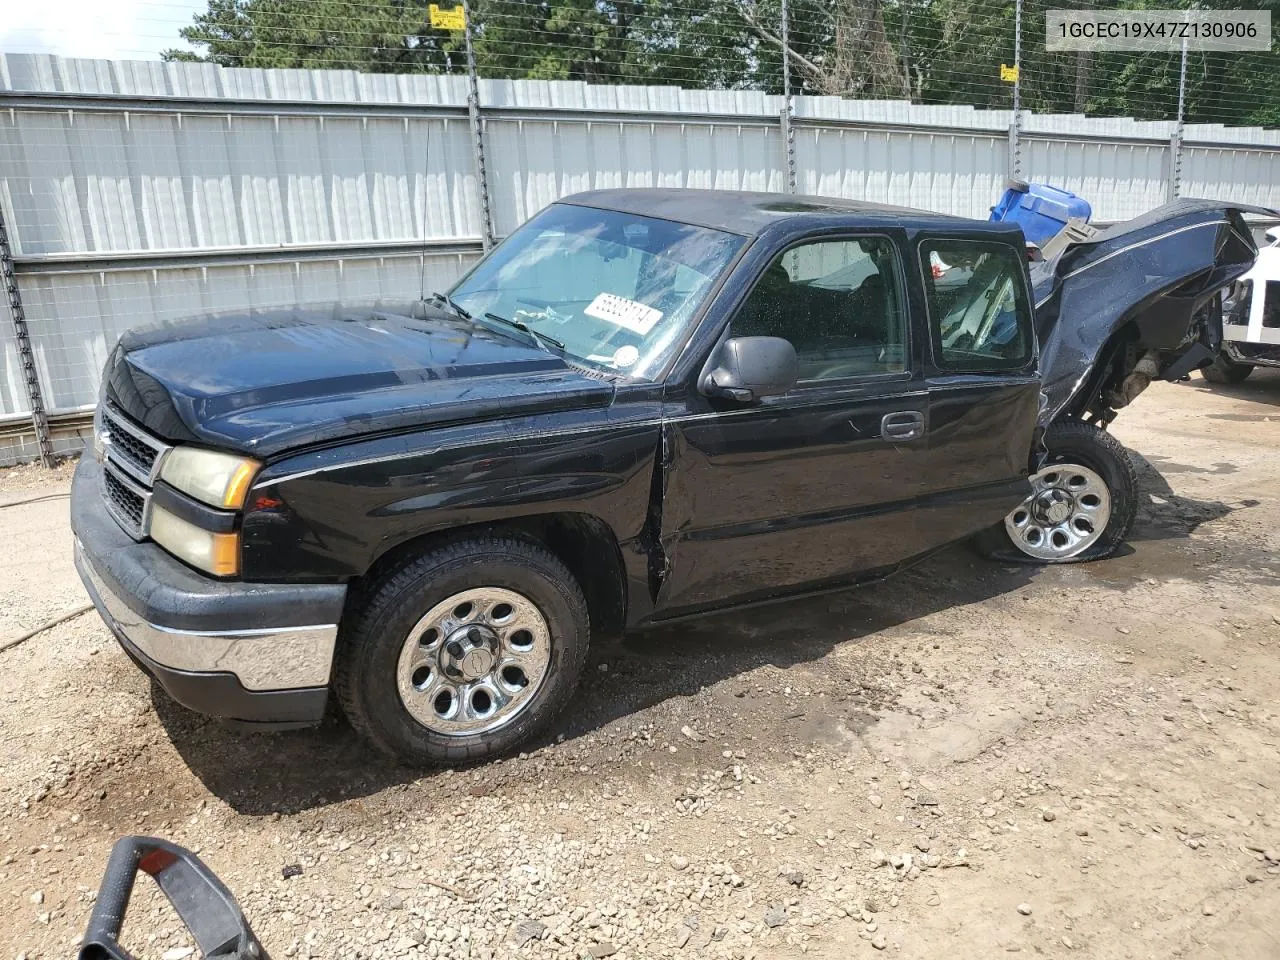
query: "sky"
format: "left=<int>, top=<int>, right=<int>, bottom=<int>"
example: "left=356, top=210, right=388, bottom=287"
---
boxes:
left=0, top=0, right=205, bottom=61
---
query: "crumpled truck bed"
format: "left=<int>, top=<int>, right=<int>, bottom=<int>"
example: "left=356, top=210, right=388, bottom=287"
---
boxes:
left=1032, top=198, right=1274, bottom=426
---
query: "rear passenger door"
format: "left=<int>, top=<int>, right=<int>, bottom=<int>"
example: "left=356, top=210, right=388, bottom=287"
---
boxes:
left=915, top=236, right=1041, bottom=544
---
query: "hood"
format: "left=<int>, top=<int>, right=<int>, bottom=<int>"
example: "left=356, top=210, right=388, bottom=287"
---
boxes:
left=104, top=302, right=615, bottom=457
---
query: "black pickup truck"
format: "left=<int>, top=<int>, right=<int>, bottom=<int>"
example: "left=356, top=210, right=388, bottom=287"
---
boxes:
left=70, top=189, right=1259, bottom=765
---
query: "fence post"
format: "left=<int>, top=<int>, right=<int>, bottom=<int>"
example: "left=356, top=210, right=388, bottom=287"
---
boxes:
left=1008, top=0, right=1024, bottom=180
left=0, top=202, right=55, bottom=467
left=780, top=0, right=797, bottom=193
left=1168, top=36, right=1189, bottom=201
left=461, top=0, right=495, bottom=250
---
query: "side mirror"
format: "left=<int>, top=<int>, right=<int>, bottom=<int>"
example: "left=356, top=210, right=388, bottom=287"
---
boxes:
left=700, top=336, right=799, bottom=402
left=81, top=836, right=267, bottom=960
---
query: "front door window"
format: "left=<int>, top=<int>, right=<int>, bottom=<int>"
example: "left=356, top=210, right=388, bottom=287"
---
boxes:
left=731, top=237, right=906, bottom=382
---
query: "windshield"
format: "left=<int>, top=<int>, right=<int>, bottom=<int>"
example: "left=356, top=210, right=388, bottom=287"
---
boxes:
left=449, top=203, right=745, bottom=378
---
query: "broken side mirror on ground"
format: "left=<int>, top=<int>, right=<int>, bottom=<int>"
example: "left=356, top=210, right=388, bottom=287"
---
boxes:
left=80, top=837, right=266, bottom=960
left=700, top=335, right=799, bottom=402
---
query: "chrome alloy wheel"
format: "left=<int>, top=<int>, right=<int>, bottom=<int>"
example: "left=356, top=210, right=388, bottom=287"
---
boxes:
left=395, top=587, right=552, bottom=736
left=1005, top=462, right=1112, bottom=561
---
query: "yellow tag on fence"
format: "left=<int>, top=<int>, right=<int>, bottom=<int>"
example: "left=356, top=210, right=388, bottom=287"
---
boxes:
left=429, top=4, right=467, bottom=30
left=1000, top=63, right=1020, bottom=82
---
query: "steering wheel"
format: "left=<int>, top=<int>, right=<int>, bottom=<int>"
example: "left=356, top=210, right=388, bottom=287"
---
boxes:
left=811, top=361, right=874, bottom=380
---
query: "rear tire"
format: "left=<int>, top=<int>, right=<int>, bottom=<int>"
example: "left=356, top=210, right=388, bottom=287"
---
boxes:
left=1201, top=355, right=1254, bottom=384
left=973, top=419, right=1138, bottom=564
left=334, top=536, right=589, bottom=766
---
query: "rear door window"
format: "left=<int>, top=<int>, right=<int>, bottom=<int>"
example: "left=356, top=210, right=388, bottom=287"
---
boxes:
left=920, top=240, right=1034, bottom=371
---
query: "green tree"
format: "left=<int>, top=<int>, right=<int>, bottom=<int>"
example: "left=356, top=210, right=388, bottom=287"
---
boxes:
left=165, top=0, right=1280, bottom=127
left=163, top=0, right=460, bottom=72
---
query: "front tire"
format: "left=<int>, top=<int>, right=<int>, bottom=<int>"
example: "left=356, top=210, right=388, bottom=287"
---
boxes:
left=1201, top=354, right=1254, bottom=384
left=334, top=536, right=589, bottom=766
left=974, top=419, right=1138, bottom=564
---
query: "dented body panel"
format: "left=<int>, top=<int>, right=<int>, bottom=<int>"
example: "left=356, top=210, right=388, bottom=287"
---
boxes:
left=1033, top=199, right=1267, bottom=426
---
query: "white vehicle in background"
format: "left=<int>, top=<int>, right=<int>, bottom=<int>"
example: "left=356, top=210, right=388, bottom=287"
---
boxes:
left=1211, top=226, right=1280, bottom=383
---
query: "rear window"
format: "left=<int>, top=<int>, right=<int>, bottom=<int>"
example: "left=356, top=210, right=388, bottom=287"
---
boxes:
left=920, top=240, right=1034, bottom=371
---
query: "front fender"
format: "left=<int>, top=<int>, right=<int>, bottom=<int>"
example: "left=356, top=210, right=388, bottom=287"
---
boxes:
left=239, top=416, right=658, bottom=586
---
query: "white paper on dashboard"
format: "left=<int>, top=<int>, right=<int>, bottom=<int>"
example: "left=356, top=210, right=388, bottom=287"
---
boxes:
left=583, top=293, right=664, bottom=335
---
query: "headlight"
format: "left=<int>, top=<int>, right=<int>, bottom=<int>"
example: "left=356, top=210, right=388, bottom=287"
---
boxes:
left=150, top=505, right=240, bottom=577
left=91, top=405, right=107, bottom=464
left=160, top=447, right=260, bottom=509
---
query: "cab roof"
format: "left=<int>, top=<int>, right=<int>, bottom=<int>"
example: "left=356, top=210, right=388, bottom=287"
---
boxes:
left=560, top=188, right=1010, bottom=237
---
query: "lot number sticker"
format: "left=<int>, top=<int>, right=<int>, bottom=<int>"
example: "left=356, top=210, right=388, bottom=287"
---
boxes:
left=584, top=293, right=664, bottom=335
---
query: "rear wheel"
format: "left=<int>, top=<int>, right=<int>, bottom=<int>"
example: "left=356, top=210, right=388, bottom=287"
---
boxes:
left=335, top=536, right=589, bottom=766
left=974, top=419, right=1138, bottom=563
left=1201, top=354, right=1254, bottom=384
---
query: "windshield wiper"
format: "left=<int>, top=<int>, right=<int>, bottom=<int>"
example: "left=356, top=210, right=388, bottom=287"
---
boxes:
left=428, top=294, right=564, bottom=353
left=426, top=291, right=471, bottom=321
left=482, top=312, right=565, bottom=353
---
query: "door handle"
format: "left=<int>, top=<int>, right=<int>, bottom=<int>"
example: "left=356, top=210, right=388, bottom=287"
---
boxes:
left=881, top=410, right=925, bottom=442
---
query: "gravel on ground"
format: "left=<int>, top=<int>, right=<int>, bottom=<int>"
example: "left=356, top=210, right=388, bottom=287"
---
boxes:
left=2, top=372, right=1278, bottom=960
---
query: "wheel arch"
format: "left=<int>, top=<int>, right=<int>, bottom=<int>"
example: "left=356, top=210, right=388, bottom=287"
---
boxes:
left=1057, top=320, right=1141, bottom=424
left=973, top=417, right=1138, bottom=564
left=355, top=512, right=629, bottom=639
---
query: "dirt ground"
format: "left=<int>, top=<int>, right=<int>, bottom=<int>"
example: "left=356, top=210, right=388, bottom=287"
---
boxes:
left=1, top=372, right=1278, bottom=960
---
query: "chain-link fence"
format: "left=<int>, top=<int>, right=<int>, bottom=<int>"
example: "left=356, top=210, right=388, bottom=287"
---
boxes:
left=1, top=0, right=1278, bottom=464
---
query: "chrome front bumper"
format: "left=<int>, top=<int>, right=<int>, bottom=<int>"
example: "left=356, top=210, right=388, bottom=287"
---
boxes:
left=75, top=538, right=338, bottom=691
left=71, top=456, right=347, bottom=726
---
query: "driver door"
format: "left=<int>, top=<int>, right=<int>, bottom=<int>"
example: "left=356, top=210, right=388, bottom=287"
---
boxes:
left=652, top=232, right=934, bottom=618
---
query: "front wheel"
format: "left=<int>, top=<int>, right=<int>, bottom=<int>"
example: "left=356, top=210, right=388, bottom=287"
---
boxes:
left=1201, top=354, right=1254, bottom=384
left=973, top=419, right=1138, bottom=564
left=334, top=536, right=590, bottom=766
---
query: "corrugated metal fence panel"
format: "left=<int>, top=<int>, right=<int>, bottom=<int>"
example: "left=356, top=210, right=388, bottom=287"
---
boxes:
left=0, top=54, right=475, bottom=104
left=3, top=53, right=1280, bottom=462
left=1022, top=112, right=1175, bottom=142
left=0, top=294, right=26, bottom=417
left=480, top=77, right=782, bottom=117
left=19, top=250, right=479, bottom=411
left=797, top=126, right=1007, bottom=218
left=1020, top=137, right=1172, bottom=222
left=1180, top=145, right=1280, bottom=210
left=792, top=95, right=1010, bottom=217
left=1181, top=124, right=1280, bottom=147
left=0, top=110, right=482, bottom=256
left=486, top=117, right=787, bottom=236
left=0, top=169, right=31, bottom=418
left=795, top=95, right=1011, bottom=131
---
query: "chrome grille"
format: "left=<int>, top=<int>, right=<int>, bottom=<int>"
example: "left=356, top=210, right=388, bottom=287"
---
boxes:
left=101, top=405, right=170, bottom=485
left=102, top=461, right=151, bottom=540
left=97, top=405, right=169, bottom=540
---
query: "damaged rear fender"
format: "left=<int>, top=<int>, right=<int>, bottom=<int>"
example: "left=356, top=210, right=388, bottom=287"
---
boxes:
left=1033, top=199, right=1273, bottom=426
